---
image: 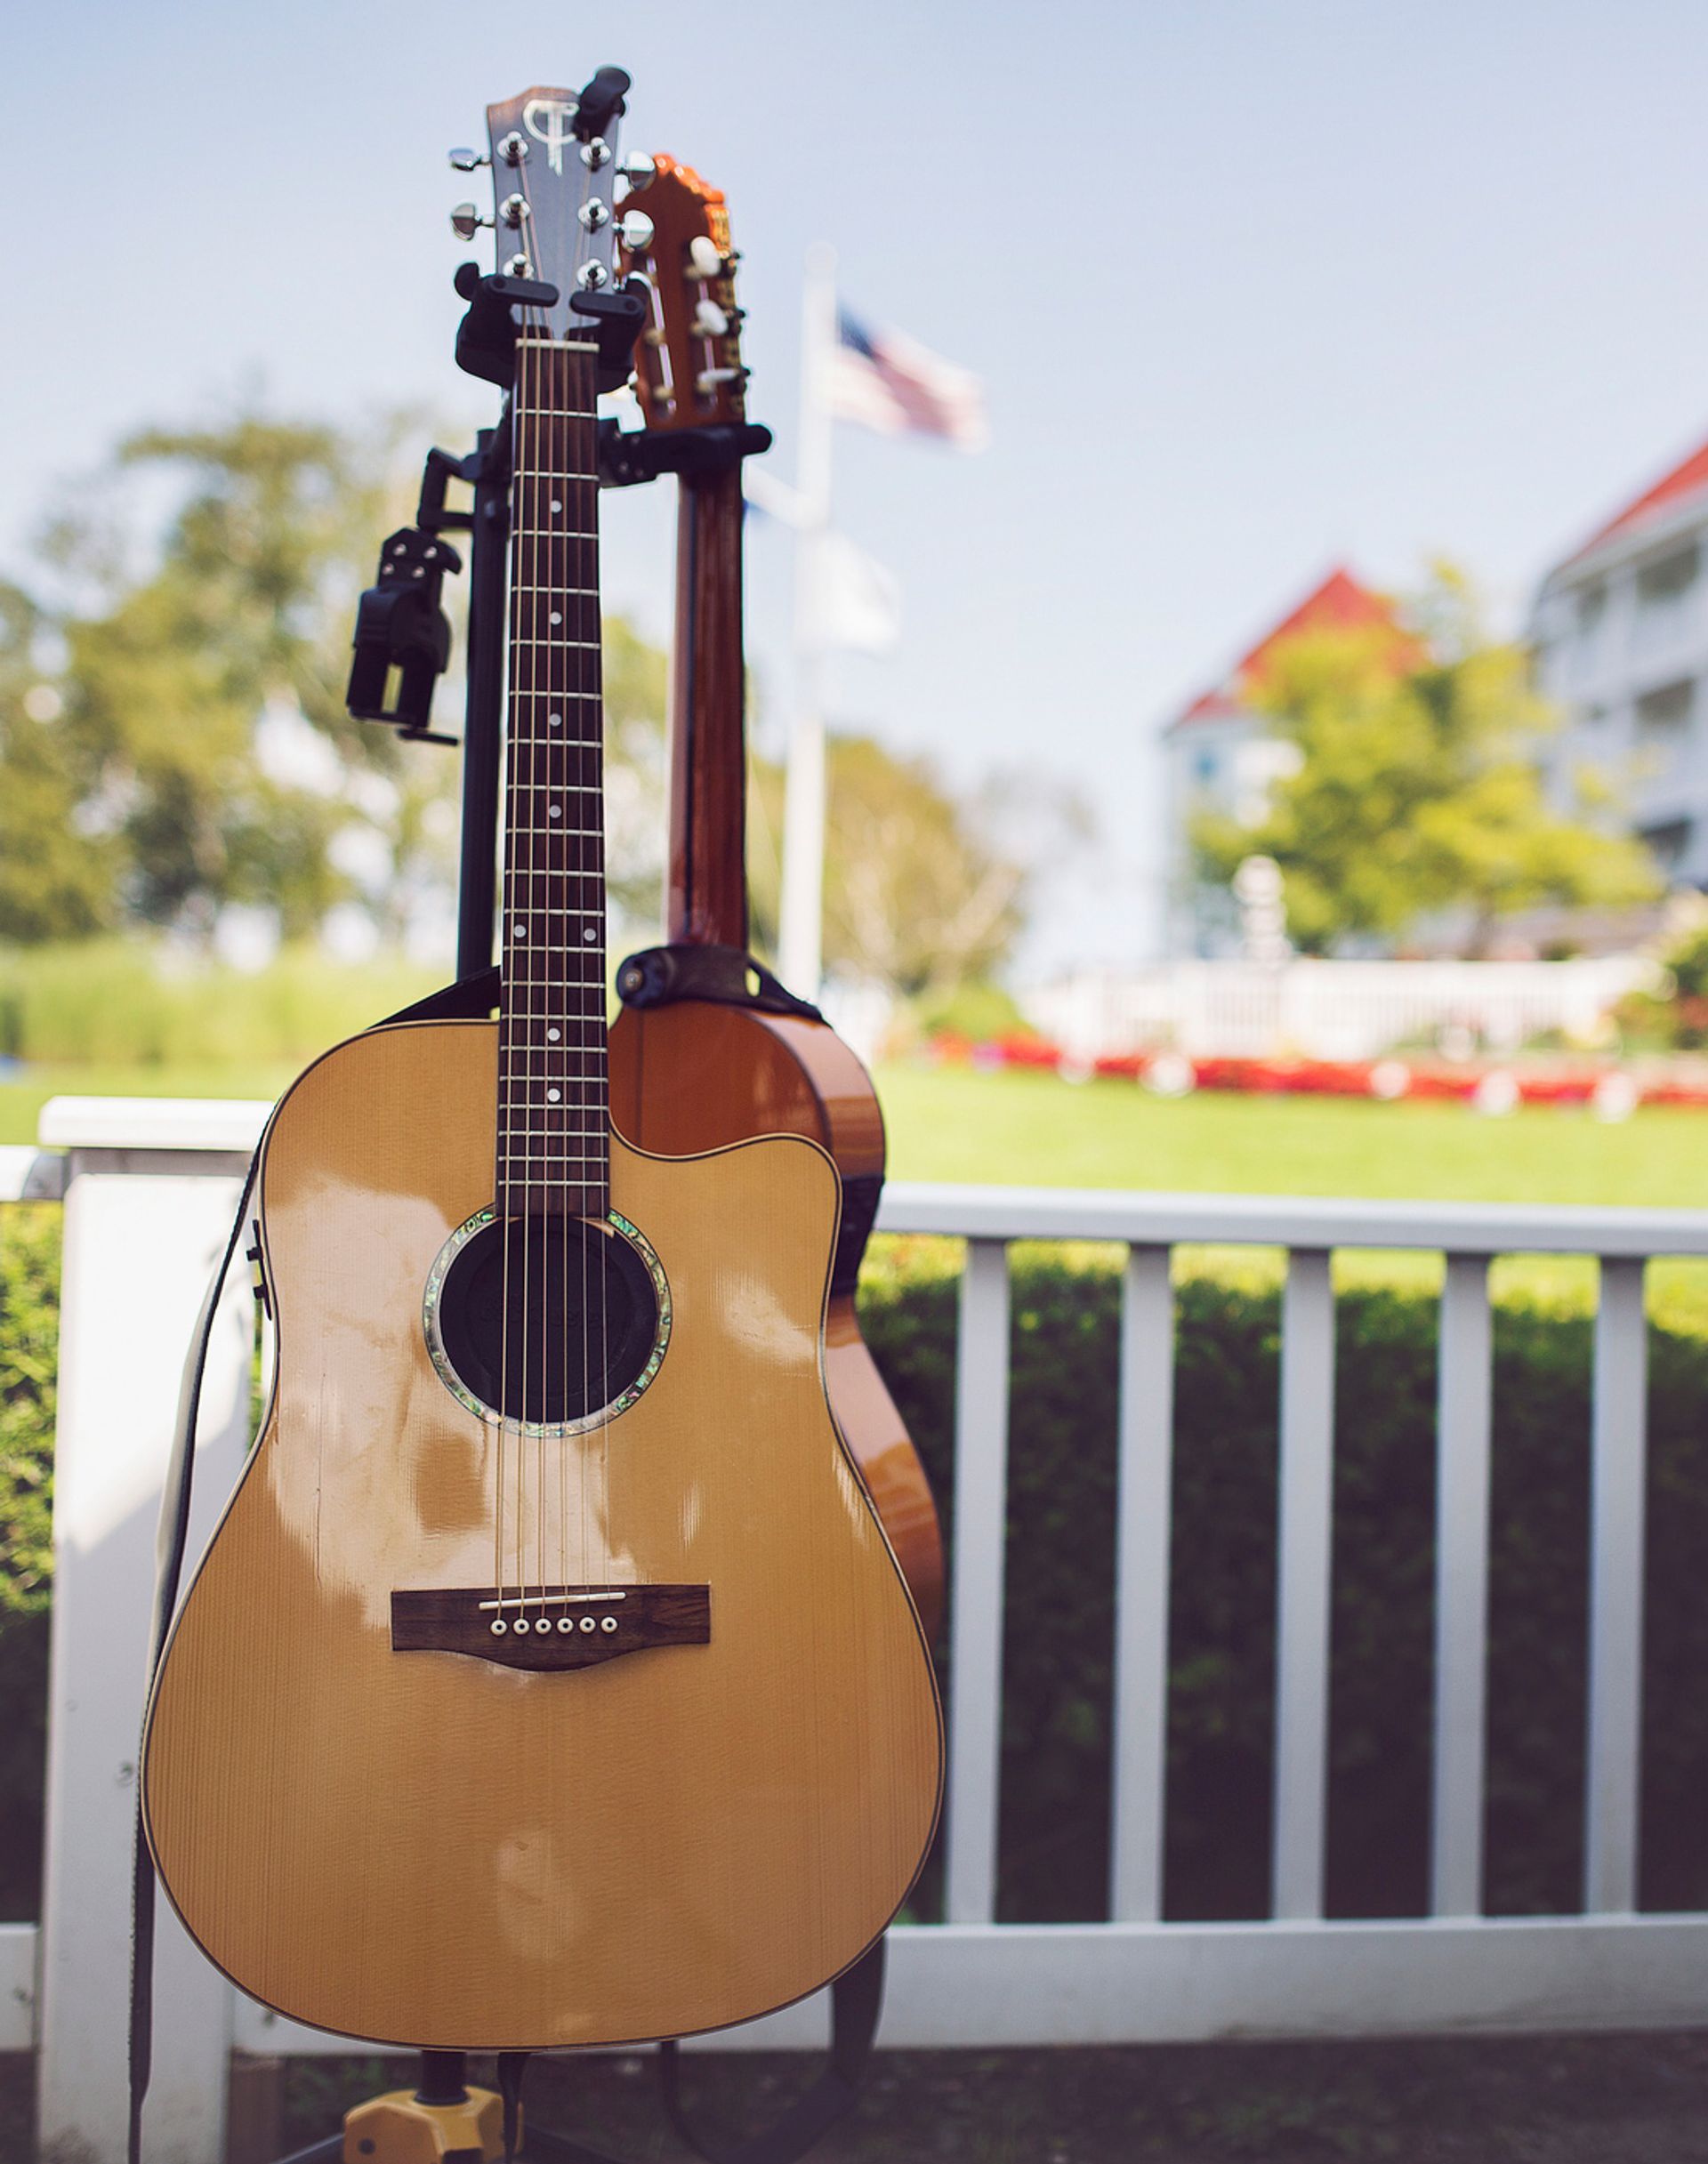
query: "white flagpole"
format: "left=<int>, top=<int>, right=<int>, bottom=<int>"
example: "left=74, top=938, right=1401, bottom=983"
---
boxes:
left=777, top=241, right=837, bottom=998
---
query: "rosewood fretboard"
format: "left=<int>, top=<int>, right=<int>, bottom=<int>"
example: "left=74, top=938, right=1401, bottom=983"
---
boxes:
left=496, top=335, right=608, bottom=1221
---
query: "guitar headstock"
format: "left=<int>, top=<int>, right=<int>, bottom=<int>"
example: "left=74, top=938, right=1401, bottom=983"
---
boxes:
left=448, top=68, right=650, bottom=340
left=617, top=157, right=748, bottom=431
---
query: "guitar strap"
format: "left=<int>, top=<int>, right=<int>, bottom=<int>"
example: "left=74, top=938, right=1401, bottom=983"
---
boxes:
left=128, top=977, right=889, bottom=2164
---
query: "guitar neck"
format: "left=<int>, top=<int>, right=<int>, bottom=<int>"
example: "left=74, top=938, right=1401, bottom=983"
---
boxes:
left=496, top=334, right=608, bottom=1221
left=666, top=463, right=749, bottom=950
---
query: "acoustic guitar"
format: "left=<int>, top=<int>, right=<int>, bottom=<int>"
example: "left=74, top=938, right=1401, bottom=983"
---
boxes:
left=606, top=162, right=946, bottom=1638
left=141, top=82, right=942, bottom=2052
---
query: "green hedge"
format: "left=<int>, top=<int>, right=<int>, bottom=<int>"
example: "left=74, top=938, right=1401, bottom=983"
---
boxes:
left=0, top=1208, right=54, bottom=1919
left=3, top=1225, right=1708, bottom=1927
left=858, top=1243, right=1708, bottom=1924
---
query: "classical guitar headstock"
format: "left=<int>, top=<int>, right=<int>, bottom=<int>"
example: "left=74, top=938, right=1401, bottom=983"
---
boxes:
left=617, top=157, right=748, bottom=430
left=447, top=68, right=654, bottom=342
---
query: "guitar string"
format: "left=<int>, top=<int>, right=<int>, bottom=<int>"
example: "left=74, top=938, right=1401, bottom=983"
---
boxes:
left=512, top=148, right=571, bottom=1614
left=501, top=147, right=613, bottom=1619
left=495, top=323, right=524, bottom=1614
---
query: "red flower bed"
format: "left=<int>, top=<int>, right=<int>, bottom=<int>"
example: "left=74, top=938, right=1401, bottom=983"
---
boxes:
left=927, top=1034, right=1708, bottom=1111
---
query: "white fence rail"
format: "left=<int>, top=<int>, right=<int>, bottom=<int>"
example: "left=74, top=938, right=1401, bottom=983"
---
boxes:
left=7, top=1107, right=1708, bottom=2161
left=1026, top=955, right=1660, bottom=1062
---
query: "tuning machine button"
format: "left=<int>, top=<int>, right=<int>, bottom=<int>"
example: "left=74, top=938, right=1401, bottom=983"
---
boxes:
left=692, top=298, right=729, bottom=337
left=618, top=153, right=657, bottom=191
left=617, top=211, right=655, bottom=253
left=687, top=236, right=726, bottom=281
left=450, top=203, right=494, bottom=239
left=448, top=147, right=489, bottom=172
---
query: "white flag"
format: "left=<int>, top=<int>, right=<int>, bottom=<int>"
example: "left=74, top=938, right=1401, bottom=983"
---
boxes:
left=810, top=532, right=901, bottom=654
left=826, top=310, right=989, bottom=451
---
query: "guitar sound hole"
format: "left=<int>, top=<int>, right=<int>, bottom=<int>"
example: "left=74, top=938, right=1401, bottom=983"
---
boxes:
left=433, top=1215, right=663, bottom=1428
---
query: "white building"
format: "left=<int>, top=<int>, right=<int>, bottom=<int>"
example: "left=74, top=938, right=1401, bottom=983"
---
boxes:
left=1160, top=567, right=1405, bottom=954
left=1529, top=435, right=1708, bottom=886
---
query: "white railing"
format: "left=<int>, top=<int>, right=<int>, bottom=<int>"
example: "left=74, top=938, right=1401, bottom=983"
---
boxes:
left=7, top=1106, right=1708, bottom=2162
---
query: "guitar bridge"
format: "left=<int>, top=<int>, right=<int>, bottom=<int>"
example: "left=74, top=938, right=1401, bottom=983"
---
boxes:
left=391, top=1584, right=710, bottom=1671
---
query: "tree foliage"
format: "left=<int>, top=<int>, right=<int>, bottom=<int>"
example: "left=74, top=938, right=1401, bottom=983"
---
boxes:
left=747, top=733, right=1048, bottom=995
left=4, top=409, right=675, bottom=953
left=1190, top=568, right=1660, bottom=954
left=5, top=406, right=1053, bottom=988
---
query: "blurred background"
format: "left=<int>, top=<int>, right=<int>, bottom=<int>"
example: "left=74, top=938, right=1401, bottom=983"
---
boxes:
left=10, top=0, right=1708, bottom=1176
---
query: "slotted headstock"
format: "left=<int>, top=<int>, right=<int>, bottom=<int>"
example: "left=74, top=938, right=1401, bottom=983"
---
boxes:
left=449, top=70, right=636, bottom=340
left=618, top=157, right=748, bottom=430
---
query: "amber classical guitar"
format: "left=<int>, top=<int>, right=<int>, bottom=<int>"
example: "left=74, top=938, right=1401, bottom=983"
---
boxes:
left=606, top=162, right=945, bottom=1638
left=141, top=84, right=942, bottom=2052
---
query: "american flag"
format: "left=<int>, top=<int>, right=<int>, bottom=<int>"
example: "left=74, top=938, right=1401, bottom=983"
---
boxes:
left=826, top=310, right=989, bottom=451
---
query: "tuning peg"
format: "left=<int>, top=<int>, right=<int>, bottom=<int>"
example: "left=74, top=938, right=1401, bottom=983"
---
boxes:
left=687, top=236, right=725, bottom=281
left=448, top=148, right=489, bottom=172
left=617, top=210, right=655, bottom=253
left=450, top=202, right=494, bottom=240
left=498, top=193, right=530, bottom=229
left=692, top=298, right=729, bottom=337
left=618, top=153, right=657, bottom=191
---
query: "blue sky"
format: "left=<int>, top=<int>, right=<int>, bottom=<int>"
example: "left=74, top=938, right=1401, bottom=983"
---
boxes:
left=8, top=0, right=1708, bottom=964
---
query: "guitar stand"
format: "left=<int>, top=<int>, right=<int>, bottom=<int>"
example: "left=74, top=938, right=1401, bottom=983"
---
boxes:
left=271, top=2049, right=597, bottom=2164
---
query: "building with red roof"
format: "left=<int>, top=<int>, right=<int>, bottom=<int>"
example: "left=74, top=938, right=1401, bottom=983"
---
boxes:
left=1530, top=430, right=1708, bottom=887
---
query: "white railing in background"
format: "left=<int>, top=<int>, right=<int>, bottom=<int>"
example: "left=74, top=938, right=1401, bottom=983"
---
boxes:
left=7, top=1109, right=1708, bottom=2162
left=1026, top=955, right=1659, bottom=1063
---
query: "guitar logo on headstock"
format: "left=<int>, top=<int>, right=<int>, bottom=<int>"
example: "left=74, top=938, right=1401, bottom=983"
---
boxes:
left=523, top=96, right=576, bottom=173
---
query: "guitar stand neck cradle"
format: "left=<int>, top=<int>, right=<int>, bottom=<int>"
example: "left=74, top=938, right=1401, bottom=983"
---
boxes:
left=310, top=66, right=780, bottom=2164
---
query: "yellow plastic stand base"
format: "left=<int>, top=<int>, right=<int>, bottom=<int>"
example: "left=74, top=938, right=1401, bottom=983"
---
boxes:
left=342, top=2084, right=513, bottom=2162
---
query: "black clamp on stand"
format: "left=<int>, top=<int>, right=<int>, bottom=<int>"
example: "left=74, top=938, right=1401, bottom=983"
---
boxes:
left=599, top=417, right=773, bottom=489
left=346, top=526, right=463, bottom=742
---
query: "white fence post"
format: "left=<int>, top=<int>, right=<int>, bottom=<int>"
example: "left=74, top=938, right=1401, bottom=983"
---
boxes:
left=944, top=1239, right=1011, bottom=1927
left=1431, top=1254, right=1494, bottom=1917
left=1272, top=1248, right=1336, bottom=1921
left=36, top=1105, right=262, bottom=2164
left=1583, top=1256, right=1649, bottom=1915
left=1109, top=1247, right=1175, bottom=1922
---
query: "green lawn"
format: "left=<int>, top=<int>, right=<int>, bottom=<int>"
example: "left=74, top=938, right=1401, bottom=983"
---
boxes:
left=875, top=1060, right=1708, bottom=1209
